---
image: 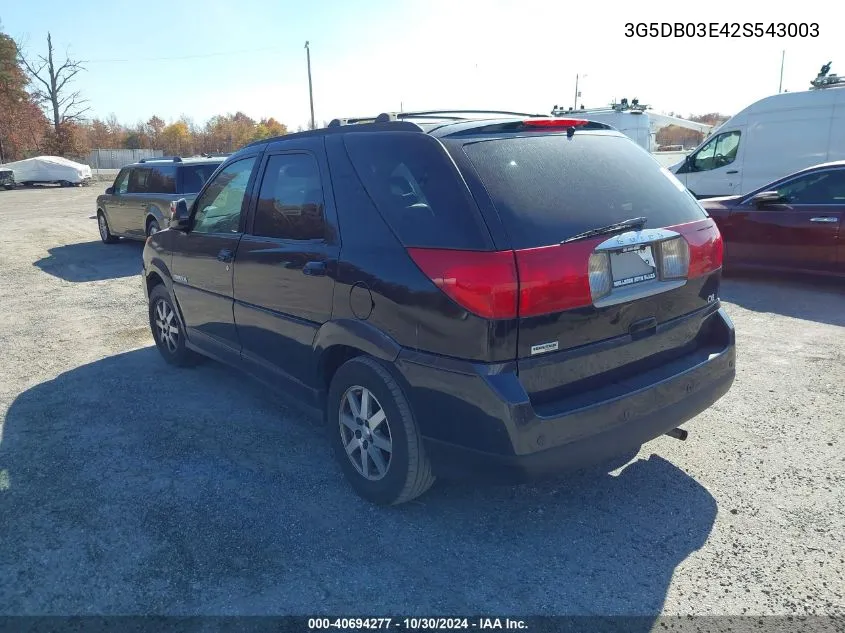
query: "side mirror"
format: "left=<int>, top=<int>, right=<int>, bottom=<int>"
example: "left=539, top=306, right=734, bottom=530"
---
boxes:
left=105, top=187, right=114, bottom=195
left=750, top=191, right=785, bottom=208
left=169, top=198, right=191, bottom=231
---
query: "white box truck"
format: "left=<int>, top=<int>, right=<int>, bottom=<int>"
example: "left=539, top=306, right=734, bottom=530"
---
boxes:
left=670, top=64, right=845, bottom=198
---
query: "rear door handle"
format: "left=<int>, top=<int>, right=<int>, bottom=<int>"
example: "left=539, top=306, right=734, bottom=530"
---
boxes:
left=810, top=217, right=838, bottom=223
left=216, top=248, right=234, bottom=262
left=302, top=261, right=327, bottom=276
left=726, top=170, right=739, bottom=174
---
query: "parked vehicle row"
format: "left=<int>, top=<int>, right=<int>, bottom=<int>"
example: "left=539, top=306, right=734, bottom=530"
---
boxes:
left=670, top=69, right=845, bottom=198
left=138, top=112, right=735, bottom=505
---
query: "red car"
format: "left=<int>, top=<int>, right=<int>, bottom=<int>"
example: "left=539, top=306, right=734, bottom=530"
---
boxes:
left=699, top=161, right=845, bottom=277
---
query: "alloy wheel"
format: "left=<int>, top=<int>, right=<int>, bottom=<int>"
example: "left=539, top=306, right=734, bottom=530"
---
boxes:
left=98, top=215, right=108, bottom=241
left=338, top=385, right=393, bottom=481
left=154, top=299, right=180, bottom=353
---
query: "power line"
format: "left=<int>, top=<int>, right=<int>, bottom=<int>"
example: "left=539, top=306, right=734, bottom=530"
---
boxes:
left=84, top=45, right=286, bottom=64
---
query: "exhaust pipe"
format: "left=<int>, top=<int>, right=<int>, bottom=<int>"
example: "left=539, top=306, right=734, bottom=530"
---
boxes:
left=665, top=427, right=688, bottom=441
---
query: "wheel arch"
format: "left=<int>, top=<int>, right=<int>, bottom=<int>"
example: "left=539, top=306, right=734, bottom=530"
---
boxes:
left=145, top=206, right=167, bottom=231
left=314, top=319, right=402, bottom=390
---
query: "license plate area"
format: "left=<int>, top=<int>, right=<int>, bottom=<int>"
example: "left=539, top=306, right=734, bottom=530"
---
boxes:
left=609, top=245, right=657, bottom=288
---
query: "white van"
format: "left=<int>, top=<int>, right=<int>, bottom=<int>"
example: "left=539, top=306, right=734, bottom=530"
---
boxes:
left=670, top=83, right=845, bottom=198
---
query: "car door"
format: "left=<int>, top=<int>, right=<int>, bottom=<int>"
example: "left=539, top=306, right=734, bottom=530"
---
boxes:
left=105, top=168, right=131, bottom=234
left=233, top=140, right=339, bottom=397
left=726, top=168, right=845, bottom=271
left=170, top=154, right=261, bottom=363
left=123, top=166, right=152, bottom=237
left=675, top=130, right=743, bottom=197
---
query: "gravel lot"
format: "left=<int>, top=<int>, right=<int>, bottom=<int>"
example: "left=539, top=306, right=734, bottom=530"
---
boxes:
left=0, top=186, right=843, bottom=618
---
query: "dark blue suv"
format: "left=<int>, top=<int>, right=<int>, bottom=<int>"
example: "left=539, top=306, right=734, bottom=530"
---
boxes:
left=141, top=110, right=736, bottom=505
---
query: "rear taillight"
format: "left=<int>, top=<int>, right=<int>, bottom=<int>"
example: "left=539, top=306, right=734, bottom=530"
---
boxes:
left=659, top=237, right=690, bottom=279
left=406, top=248, right=518, bottom=319
left=671, top=220, right=723, bottom=278
left=514, top=240, right=599, bottom=316
left=169, top=201, right=177, bottom=218
left=408, top=223, right=722, bottom=321
left=587, top=252, right=612, bottom=302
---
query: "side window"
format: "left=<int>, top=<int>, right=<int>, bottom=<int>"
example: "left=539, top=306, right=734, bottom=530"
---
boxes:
left=113, top=169, right=130, bottom=194
left=342, top=132, right=489, bottom=249
left=180, top=164, right=219, bottom=194
left=127, top=167, right=151, bottom=194
left=692, top=131, right=740, bottom=171
left=713, top=131, right=740, bottom=168
left=147, top=165, right=177, bottom=194
left=192, top=157, right=256, bottom=234
left=776, top=170, right=845, bottom=205
left=253, top=154, right=325, bottom=240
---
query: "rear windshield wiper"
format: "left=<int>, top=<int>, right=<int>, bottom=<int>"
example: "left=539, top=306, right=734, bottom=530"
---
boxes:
left=560, top=217, right=648, bottom=244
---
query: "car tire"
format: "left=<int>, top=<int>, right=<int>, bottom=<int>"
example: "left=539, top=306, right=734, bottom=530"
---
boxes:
left=97, top=211, right=118, bottom=244
left=59, top=180, right=72, bottom=187
left=327, top=356, right=435, bottom=505
left=146, top=218, right=160, bottom=237
left=3, top=184, right=13, bottom=190
left=148, top=285, right=200, bottom=367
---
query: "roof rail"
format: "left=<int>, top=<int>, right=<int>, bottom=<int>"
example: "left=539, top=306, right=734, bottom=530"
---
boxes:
left=397, top=109, right=547, bottom=119
left=139, top=156, right=182, bottom=163
left=328, top=109, right=549, bottom=127
left=200, top=152, right=230, bottom=158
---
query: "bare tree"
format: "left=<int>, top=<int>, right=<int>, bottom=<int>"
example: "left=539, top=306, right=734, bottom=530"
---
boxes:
left=18, top=32, right=89, bottom=134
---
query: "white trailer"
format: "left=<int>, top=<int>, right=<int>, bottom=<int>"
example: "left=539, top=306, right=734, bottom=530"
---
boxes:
left=552, top=100, right=713, bottom=153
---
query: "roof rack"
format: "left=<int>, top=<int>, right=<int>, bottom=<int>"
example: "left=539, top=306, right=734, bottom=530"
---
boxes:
left=552, top=98, right=648, bottom=116
left=328, top=109, right=548, bottom=127
left=810, top=62, right=845, bottom=89
left=139, top=156, right=182, bottom=163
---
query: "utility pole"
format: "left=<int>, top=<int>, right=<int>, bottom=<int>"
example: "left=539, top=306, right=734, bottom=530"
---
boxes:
left=779, top=50, right=785, bottom=93
left=573, top=74, right=580, bottom=110
left=305, top=41, right=315, bottom=130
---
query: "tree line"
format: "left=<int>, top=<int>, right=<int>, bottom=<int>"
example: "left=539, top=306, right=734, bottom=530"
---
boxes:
left=655, top=113, right=730, bottom=150
left=1, top=28, right=292, bottom=162
left=3, top=26, right=730, bottom=163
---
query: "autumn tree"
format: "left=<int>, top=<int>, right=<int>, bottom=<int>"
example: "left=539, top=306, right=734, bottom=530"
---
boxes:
left=0, top=29, right=48, bottom=161
left=17, top=32, right=89, bottom=156
left=146, top=115, right=165, bottom=149
left=252, top=117, right=287, bottom=141
left=160, top=121, right=190, bottom=155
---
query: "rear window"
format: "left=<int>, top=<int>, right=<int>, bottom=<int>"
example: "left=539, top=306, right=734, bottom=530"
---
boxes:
left=180, top=163, right=220, bottom=194
left=462, top=133, right=707, bottom=249
left=343, top=132, right=490, bottom=249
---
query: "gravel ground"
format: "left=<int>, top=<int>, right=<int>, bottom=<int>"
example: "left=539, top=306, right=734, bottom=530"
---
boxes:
left=0, top=186, right=843, bottom=618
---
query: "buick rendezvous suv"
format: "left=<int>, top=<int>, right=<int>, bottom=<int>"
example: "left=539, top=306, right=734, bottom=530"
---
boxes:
left=141, top=110, right=736, bottom=505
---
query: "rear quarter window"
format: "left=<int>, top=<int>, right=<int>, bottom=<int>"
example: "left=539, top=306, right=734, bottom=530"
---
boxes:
left=180, top=163, right=220, bottom=194
left=462, top=133, right=708, bottom=249
left=147, top=164, right=177, bottom=194
left=343, top=132, right=491, bottom=249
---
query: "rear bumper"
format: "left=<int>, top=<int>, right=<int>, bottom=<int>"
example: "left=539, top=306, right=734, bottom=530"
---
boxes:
left=396, top=307, right=735, bottom=483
